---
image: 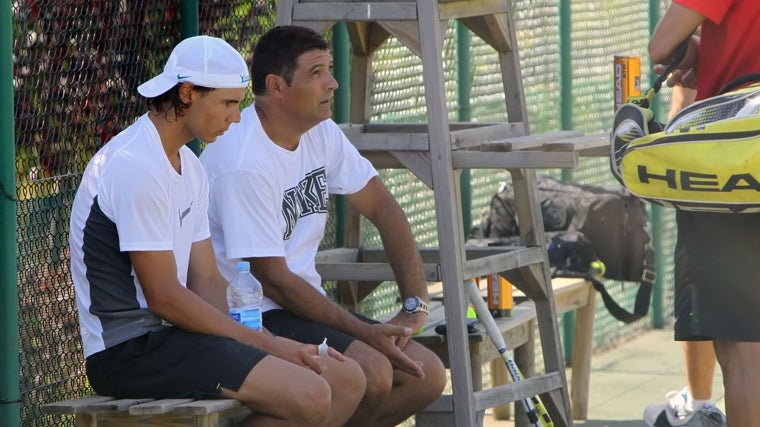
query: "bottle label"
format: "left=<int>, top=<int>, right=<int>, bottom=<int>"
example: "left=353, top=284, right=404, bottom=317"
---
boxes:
left=229, top=307, right=262, bottom=331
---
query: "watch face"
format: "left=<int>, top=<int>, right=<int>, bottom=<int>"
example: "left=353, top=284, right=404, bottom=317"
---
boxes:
left=403, top=297, right=418, bottom=311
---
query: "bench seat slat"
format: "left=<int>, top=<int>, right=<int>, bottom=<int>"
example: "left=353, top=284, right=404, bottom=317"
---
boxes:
left=42, top=395, right=114, bottom=414
left=171, top=398, right=242, bottom=415
left=128, top=398, right=194, bottom=415
left=86, top=398, right=155, bottom=413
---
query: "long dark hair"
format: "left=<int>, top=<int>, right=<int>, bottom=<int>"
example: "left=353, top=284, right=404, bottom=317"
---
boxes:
left=145, top=83, right=214, bottom=119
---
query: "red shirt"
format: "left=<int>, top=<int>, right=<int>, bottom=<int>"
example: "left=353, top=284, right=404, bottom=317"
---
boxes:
left=675, top=0, right=760, bottom=100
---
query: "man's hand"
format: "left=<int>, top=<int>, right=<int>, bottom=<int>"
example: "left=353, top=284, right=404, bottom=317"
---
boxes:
left=360, top=323, right=426, bottom=379
left=267, top=336, right=345, bottom=375
left=654, top=64, right=698, bottom=90
left=387, top=311, right=427, bottom=350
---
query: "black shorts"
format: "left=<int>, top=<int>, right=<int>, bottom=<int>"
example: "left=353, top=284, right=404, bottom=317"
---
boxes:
left=86, top=327, right=267, bottom=399
left=263, top=310, right=376, bottom=352
left=674, top=210, right=760, bottom=341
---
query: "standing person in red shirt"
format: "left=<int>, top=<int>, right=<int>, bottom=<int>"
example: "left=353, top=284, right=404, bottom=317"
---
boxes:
left=648, top=1, right=760, bottom=426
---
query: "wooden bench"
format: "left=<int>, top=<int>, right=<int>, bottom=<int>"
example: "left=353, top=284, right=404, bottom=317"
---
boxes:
left=42, top=395, right=251, bottom=427
left=414, top=277, right=596, bottom=423
left=43, top=277, right=594, bottom=426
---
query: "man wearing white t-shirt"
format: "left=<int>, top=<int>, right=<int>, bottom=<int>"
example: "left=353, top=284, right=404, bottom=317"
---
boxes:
left=69, top=35, right=364, bottom=427
left=201, top=26, right=446, bottom=427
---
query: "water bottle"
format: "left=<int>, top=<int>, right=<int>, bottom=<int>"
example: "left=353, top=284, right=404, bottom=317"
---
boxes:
left=227, top=261, right=263, bottom=331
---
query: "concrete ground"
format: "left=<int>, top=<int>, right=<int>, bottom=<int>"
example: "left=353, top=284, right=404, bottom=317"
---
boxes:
left=483, top=327, right=725, bottom=426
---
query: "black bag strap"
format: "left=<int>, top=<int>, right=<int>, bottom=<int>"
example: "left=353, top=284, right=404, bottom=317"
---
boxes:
left=717, top=73, right=760, bottom=95
left=553, top=245, right=656, bottom=324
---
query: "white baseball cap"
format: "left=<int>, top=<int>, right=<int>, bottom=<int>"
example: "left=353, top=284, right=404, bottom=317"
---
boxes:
left=137, top=35, right=250, bottom=98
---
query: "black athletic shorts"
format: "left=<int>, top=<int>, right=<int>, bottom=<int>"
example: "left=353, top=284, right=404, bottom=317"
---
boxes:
left=263, top=309, right=377, bottom=353
left=674, top=210, right=760, bottom=341
left=86, top=327, right=267, bottom=399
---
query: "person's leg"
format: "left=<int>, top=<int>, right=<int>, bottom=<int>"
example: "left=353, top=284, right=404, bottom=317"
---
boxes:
left=371, top=340, right=446, bottom=427
left=232, top=346, right=365, bottom=427
left=714, top=340, right=760, bottom=427
left=683, top=340, right=716, bottom=403
left=318, top=354, right=366, bottom=426
left=86, top=328, right=359, bottom=427
left=264, top=310, right=445, bottom=427
left=263, top=310, right=391, bottom=426
left=342, top=338, right=446, bottom=427
left=223, top=355, right=332, bottom=427
left=643, top=212, right=725, bottom=427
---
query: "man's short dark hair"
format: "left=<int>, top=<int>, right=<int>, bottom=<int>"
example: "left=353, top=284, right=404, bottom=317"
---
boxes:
left=252, top=25, right=331, bottom=96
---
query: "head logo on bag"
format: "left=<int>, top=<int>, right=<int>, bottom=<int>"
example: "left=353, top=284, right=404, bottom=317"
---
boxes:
left=611, top=75, right=760, bottom=213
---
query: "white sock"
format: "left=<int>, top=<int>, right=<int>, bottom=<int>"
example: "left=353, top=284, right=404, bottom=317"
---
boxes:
left=686, top=392, right=712, bottom=411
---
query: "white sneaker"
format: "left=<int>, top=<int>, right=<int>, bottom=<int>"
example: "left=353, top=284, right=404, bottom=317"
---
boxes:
left=643, top=388, right=695, bottom=427
left=643, top=388, right=726, bottom=427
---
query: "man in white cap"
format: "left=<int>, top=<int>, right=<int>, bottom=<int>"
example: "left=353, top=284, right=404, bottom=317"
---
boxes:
left=69, top=35, right=364, bottom=426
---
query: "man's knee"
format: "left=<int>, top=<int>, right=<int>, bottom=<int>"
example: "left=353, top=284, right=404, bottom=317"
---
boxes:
left=410, top=343, right=447, bottom=399
left=345, top=342, right=394, bottom=402
left=235, top=358, right=333, bottom=425
left=326, top=356, right=367, bottom=403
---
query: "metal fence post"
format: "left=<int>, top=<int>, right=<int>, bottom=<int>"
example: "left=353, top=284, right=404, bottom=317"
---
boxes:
left=1, top=1, right=21, bottom=426
left=332, top=22, right=349, bottom=246
left=456, top=21, right=472, bottom=237
left=648, top=0, right=665, bottom=328
left=558, top=0, right=577, bottom=362
left=180, top=0, right=201, bottom=156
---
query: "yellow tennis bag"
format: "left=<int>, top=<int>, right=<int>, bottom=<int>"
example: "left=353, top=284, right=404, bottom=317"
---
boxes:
left=611, top=76, right=760, bottom=213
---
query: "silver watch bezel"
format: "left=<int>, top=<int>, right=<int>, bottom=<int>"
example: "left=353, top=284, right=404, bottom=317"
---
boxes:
left=402, top=296, right=430, bottom=314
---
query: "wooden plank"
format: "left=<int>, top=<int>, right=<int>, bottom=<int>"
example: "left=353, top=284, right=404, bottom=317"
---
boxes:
left=315, top=248, right=360, bottom=263
left=318, top=247, right=545, bottom=283
left=379, top=20, right=422, bottom=57
left=171, top=399, right=242, bottom=416
left=542, top=133, right=609, bottom=156
left=451, top=150, right=577, bottom=169
left=343, top=132, right=430, bottom=151
left=316, top=261, right=441, bottom=281
left=128, top=399, right=194, bottom=416
left=547, top=277, right=593, bottom=314
left=450, top=122, right=526, bottom=151
left=473, top=372, right=565, bottom=411
left=42, top=395, right=114, bottom=414
left=293, top=3, right=418, bottom=21
left=458, top=13, right=511, bottom=53
left=362, top=246, right=535, bottom=262
left=391, top=151, right=434, bottom=188
left=363, top=122, right=512, bottom=133
left=86, top=398, right=155, bottom=413
left=480, top=130, right=585, bottom=152
left=438, top=0, right=510, bottom=21
left=571, top=284, right=597, bottom=420
left=461, top=247, right=545, bottom=279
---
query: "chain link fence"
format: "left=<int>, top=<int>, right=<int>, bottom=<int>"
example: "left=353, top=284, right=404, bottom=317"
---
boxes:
left=10, top=1, right=674, bottom=425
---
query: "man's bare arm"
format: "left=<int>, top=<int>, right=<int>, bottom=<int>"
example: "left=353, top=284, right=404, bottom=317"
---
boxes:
left=345, top=177, right=429, bottom=342
left=250, top=255, right=424, bottom=378
left=130, top=245, right=325, bottom=372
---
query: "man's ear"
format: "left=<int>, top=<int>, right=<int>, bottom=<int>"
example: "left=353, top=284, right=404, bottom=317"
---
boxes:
left=178, top=82, right=194, bottom=103
left=265, top=74, right=285, bottom=99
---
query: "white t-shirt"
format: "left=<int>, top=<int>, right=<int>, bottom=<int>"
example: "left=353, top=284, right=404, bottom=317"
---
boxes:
left=69, top=114, right=210, bottom=357
left=200, top=106, right=378, bottom=312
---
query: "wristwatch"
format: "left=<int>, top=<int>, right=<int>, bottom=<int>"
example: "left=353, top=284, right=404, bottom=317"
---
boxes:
left=402, top=296, right=430, bottom=315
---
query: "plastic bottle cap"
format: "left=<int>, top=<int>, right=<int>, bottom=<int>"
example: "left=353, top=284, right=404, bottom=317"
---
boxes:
left=236, top=261, right=250, bottom=271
